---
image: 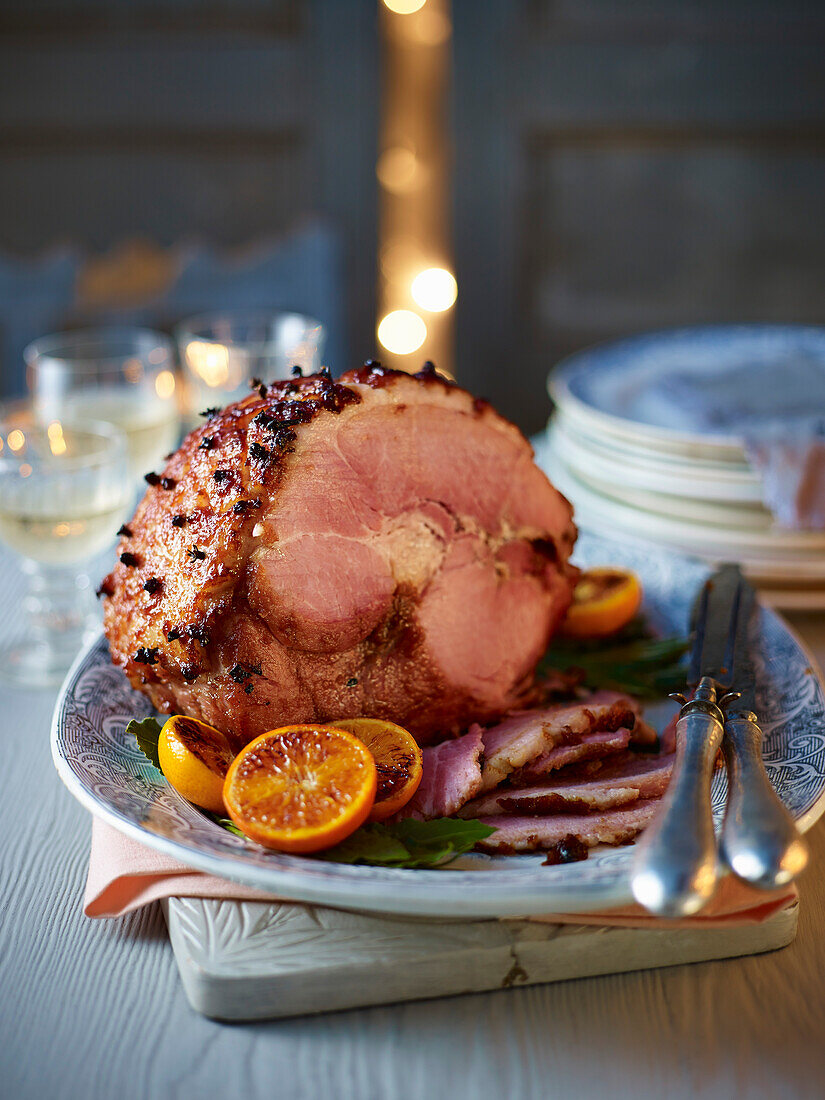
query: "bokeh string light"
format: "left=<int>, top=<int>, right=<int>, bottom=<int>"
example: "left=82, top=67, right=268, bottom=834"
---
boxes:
left=377, top=0, right=454, bottom=373
left=382, top=0, right=426, bottom=14
left=377, top=311, right=428, bottom=356
left=411, top=267, right=457, bottom=313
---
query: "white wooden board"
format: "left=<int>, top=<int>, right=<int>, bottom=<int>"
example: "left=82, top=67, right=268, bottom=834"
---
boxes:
left=162, top=896, right=798, bottom=1021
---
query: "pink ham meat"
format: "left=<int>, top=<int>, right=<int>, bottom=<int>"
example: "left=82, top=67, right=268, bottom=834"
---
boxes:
left=399, top=726, right=484, bottom=819
left=102, top=364, right=577, bottom=750
left=460, top=752, right=674, bottom=817
left=478, top=691, right=637, bottom=792
left=508, top=728, right=632, bottom=786
left=476, top=800, right=660, bottom=853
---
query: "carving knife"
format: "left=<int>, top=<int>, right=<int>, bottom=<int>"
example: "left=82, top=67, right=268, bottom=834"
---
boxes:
left=630, top=564, right=807, bottom=917
left=719, top=574, right=808, bottom=890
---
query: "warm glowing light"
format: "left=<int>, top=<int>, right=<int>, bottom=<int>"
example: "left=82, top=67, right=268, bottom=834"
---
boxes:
left=47, top=420, right=67, bottom=456
left=7, top=429, right=25, bottom=453
left=411, top=267, right=457, bottom=312
left=19, top=463, right=32, bottom=478
left=377, top=311, right=427, bottom=355
left=380, top=236, right=426, bottom=279
left=53, top=522, right=71, bottom=539
left=376, top=146, right=424, bottom=194
left=154, top=369, right=176, bottom=400
left=410, top=8, right=451, bottom=44
left=148, top=345, right=167, bottom=365
left=185, top=340, right=230, bottom=388
left=383, top=0, right=426, bottom=13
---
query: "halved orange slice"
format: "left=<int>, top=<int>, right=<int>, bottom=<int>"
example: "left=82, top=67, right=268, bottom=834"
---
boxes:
left=222, top=725, right=377, bottom=852
left=561, top=567, right=643, bottom=639
left=158, top=715, right=235, bottom=814
left=328, top=718, right=423, bottom=821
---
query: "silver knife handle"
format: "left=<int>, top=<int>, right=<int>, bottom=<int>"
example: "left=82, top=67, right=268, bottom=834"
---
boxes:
left=720, top=710, right=808, bottom=889
left=631, top=679, right=724, bottom=917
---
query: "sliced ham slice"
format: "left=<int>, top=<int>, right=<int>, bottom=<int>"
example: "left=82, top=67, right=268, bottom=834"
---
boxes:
left=508, top=728, right=632, bottom=786
left=397, top=725, right=484, bottom=819
left=630, top=714, right=659, bottom=747
left=476, top=799, right=660, bottom=853
left=479, top=691, right=636, bottom=792
left=660, top=714, right=678, bottom=754
left=460, top=752, right=674, bottom=817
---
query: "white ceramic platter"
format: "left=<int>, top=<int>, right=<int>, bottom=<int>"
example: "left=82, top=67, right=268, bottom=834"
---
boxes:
left=549, top=324, right=825, bottom=465
left=51, top=536, right=825, bottom=919
left=550, top=416, right=763, bottom=505
left=539, top=445, right=825, bottom=571
left=548, top=428, right=769, bottom=530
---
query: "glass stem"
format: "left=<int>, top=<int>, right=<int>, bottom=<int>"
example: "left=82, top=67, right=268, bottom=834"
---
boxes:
left=21, top=559, right=97, bottom=666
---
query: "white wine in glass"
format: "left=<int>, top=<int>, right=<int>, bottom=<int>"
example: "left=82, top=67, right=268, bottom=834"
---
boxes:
left=25, top=327, right=181, bottom=484
left=0, top=410, right=131, bottom=686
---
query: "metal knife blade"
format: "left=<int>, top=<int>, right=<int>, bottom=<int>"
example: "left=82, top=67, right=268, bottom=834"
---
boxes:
left=724, top=570, right=757, bottom=714
left=688, top=562, right=750, bottom=693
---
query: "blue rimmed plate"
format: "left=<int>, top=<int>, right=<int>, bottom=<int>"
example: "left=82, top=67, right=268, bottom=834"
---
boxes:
left=51, top=536, right=825, bottom=918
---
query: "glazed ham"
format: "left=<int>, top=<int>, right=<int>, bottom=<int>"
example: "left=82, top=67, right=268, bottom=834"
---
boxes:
left=508, top=728, right=633, bottom=785
left=460, top=753, right=674, bottom=817
left=400, top=726, right=484, bottom=820
left=477, top=691, right=637, bottom=792
left=476, top=800, right=660, bottom=854
left=101, top=364, right=577, bottom=749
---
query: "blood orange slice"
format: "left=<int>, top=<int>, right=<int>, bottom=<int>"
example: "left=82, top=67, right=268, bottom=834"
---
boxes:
left=222, top=725, right=377, bottom=852
left=328, top=718, right=423, bottom=821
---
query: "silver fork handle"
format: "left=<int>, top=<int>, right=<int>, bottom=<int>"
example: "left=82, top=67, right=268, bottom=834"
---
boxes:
left=631, top=685, right=723, bottom=918
left=720, top=711, right=808, bottom=889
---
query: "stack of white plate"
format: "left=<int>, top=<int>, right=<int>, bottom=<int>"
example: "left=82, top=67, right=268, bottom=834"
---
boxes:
left=536, top=326, right=825, bottom=611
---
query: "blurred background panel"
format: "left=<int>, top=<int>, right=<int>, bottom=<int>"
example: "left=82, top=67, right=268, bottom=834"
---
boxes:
left=453, top=0, right=825, bottom=431
left=0, top=0, right=379, bottom=391
left=2, top=1, right=825, bottom=432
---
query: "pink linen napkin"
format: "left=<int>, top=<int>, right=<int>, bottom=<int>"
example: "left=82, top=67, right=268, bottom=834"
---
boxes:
left=85, top=817, right=797, bottom=927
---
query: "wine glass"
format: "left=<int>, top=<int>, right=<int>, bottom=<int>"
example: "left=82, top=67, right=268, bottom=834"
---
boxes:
left=25, top=328, right=181, bottom=484
left=176, top=311, right=325, bottom=419
left=0, top=407, right=131, bottom=686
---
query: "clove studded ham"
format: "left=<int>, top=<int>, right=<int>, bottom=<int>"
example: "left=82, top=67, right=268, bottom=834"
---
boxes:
left=101, top=363, right=577, bottom=749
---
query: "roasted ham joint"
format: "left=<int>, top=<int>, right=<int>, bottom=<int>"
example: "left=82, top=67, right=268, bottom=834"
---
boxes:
left=103, top=362, right=671, bottom=858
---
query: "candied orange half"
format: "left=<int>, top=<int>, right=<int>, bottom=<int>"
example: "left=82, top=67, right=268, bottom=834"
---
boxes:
left=328, top=718, right=423, bottom=821
left=222, top=725, right=377, bottom=852
left=561, top=567, right=643, bottom=639
left=158, top=715, right=235, bottom=814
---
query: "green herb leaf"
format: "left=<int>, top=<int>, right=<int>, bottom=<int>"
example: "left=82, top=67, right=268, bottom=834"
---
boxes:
left=127, top=716, right=163, bottom=770
left=322, top=817, right=497, bottom=869
left=540, top=619, right=689, bottom=698
left=321, top=824, right=411, bottom=865
left=210, top=815, right=246, bottom=838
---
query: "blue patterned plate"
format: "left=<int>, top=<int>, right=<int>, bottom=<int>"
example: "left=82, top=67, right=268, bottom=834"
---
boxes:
left=51, top=536, right=825, bottom=918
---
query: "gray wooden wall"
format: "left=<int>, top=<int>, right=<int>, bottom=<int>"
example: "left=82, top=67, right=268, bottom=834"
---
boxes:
left=453, top=0, right=825, bottom=431
left=3, top=2, right=825, bottom=431
left=0, top=0, right=380, bottom=375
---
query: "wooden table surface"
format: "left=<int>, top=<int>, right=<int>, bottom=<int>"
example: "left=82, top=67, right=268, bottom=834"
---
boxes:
left=3, top=610, right=825, bottom=1100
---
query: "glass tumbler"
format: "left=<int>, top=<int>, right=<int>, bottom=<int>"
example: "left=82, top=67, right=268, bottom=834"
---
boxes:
left=25, top=328, right=180, bottom=484
left=0, top=408, right=131, bottom=686
left=176, top=311, right=325, bottom=419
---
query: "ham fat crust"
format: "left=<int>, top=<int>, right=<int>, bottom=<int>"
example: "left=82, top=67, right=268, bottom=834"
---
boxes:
left=101, top=363, right=577, bottom=749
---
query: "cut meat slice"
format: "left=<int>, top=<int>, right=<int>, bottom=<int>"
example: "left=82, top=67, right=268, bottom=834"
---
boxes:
left=476, top=799, right=660, bottom=853
left=508, top=728, right=632, bottom=786
left=397, top=726, right=484, bottom=820
left=460, top=753, right=673, bottom=817
left=630, top=714, right=659, bottom=747
left=479, top=691, right=636, bottom=792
